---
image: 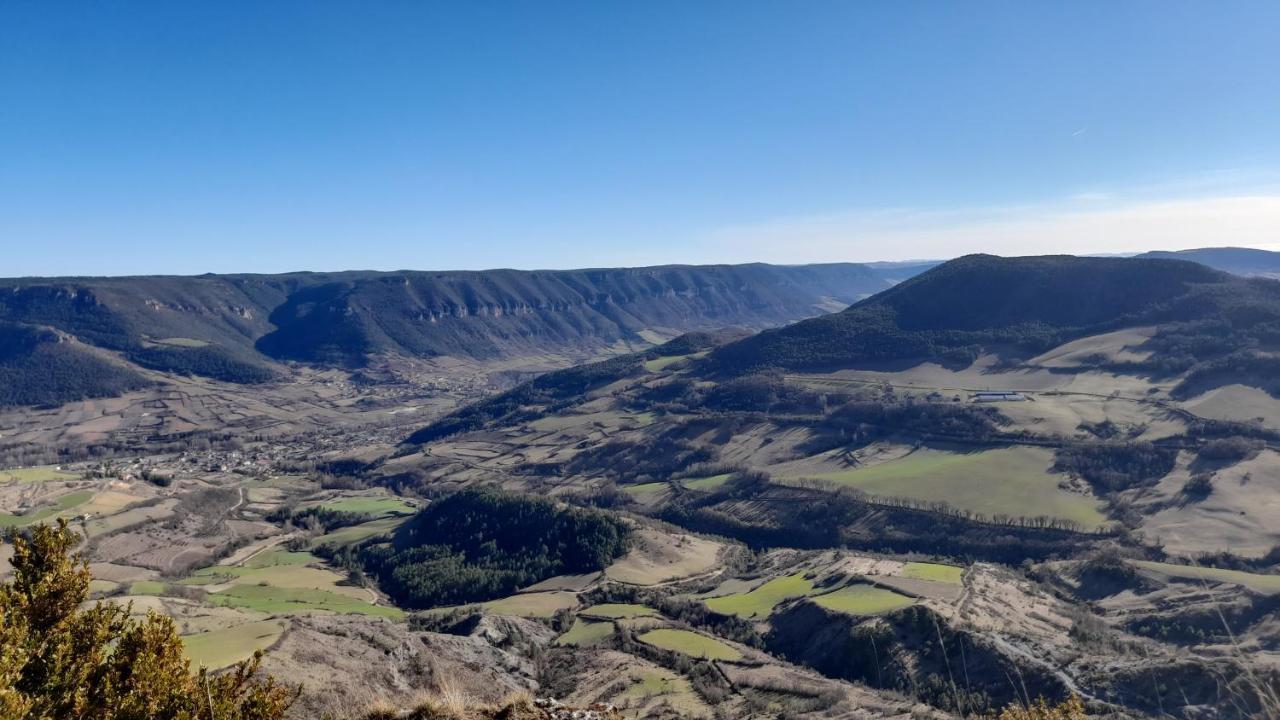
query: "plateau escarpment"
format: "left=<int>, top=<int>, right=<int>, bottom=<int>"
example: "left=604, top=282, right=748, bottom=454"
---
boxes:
left=0, top=262, right=909, bottom=406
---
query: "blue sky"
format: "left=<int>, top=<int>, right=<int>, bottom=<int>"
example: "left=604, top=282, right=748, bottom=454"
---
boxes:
left=3, top=1, right=1279, bottom=276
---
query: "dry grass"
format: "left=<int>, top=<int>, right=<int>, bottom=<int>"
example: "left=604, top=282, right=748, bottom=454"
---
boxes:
left=605, top=528, right=722, bottom=585
left=359, top=687, right=619, bottom=720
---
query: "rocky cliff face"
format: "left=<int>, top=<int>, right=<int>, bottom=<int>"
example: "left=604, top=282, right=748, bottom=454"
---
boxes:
left=0, top=262, right=920, bottom=405
left=254, top=264, right=897, bottom=365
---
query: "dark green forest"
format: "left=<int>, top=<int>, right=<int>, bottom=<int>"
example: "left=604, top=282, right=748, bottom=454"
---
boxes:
left=0, top=323, right=150, bottom=407
left=354, top=488, right=631, bottom=608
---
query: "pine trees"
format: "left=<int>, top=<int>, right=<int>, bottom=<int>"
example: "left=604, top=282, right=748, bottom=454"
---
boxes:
left=360, top=488, right=631, bottom=609
left=0, top=520, right=297, bottom=720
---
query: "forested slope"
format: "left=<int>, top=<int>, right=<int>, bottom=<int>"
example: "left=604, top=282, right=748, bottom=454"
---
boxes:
left=710, top=254, right=1280, bottom=378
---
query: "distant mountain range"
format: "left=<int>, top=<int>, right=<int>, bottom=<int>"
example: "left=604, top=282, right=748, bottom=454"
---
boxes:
left=409, top=252, right=1280, bottom=444
left=1136, top=246, right=1280, bottom=278
left=6, top=249, right=1279, bottom=408
left=0, top=262, right=919, bottom=406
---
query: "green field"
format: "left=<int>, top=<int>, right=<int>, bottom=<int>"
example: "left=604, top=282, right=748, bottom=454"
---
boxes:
left=183, top=554, right=370, bottom=601
left=85, top=501, right=175, bottom=535
left=555, top=619, right=614, bottom=646
left=636, top=329, right=672, bottom=345
left=622, top=482, right=669, bottom=499
left=482, top=591, right=579, bottom=617
left=581, top=603, right=657, bottom=619
left=806, top=447, right=1107, bottom=529
left=1133, top=561, right=1280, bottom=595
left=900, top=562, right=963, bottom=584
left=812, top=584, right=914, bottom=615
left=618, top=668, right=680, bottom=699
left=704, top=573, right=817, bottom=619
left=152, top=337, right=211, bottom=348
left=0, top=465, right=78, bottom=483
left=88, top=579, right=119, bottom=594
left=637, top=629, right=742, bottom=661
left=681, top=473, right=732, bottom=491
left=206, top=584, right=402, bottom=617
left=241, top=548, right=314, bottom=569
left=309, top=496, right=417, bottom=517
left=128, top=580, right=170, bottom=596
left=308, top=516, right=406, bottom=549
left=0, top=490, right=95, bottom=528
left=644, top=354, right=690, bottom=372
left=182, top=620, right=286, bottom=669
left=614, top=667, right=705, bottom=715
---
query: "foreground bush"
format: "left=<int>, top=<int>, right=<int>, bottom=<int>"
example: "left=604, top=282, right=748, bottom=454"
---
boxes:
left=991, top=696, right=1088, bottom=720
left=0, top=520, right=297, bottom=720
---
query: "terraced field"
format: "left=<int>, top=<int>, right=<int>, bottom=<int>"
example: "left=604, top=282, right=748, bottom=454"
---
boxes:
left=128, top=580, right=169, bottom=595
left=307, top=516, right=406, bottom=550
left=638, top=628, right=742, bottom=660
left=901, top=562, right=963, bottom=583
left=206, top=584, right=403, bottom=617
left=644, top=354, right=690, bottom=372
left=580, top=603, right=657, bottom=619
left=308, top=496, right=417, bottom=516
left=681, top=473, right=732, bottom=491
left=0, top=465, right=78, bottom=483
left=606, top=529, right=723, bottom=586
left=555, top=619, right=614, bottom=647
left=482, top=591, right=579, bottom=617
left=0, top=489, right=94, bottom=528
left=804, top=446, right=1107, bottom=528
left=182, top=619, right=287, bottom=669
left=622, top=481, right=669, bottom=501
left=1132, top=560, right=1280, bottom=594
left=812, top=584, right=914, bottom=615
left=84, top=499, right=177, bottom=535
left=137, top=542, right=410, bottom=618
left=182, top=551, right=371, bottom=600
left=617, top=667, right=694, bottom=703
left=704, top=573, right=817, bottom=619
left=150, top=337, right=211, bottom=348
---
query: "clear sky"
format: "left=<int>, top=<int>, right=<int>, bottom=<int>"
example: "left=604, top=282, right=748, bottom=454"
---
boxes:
left=3, top=1, right=1279, bottom=276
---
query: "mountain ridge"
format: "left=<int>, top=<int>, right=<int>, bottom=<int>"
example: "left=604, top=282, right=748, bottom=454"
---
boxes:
left=709, top=254, right=1274, bottom=374
left=0, top=262, right=917, bottom=406
left=1136, top=246, right=1280, bottom=277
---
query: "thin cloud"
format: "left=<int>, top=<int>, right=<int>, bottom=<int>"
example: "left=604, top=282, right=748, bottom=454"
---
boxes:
left=698, top=192, right=1280, bottom=264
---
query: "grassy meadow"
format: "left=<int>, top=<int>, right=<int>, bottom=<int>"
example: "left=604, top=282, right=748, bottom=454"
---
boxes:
left=555, top=619, right=614, bottom=647
left=482, top=591, right=579, bottom=617
left=0, top=465, right=78, bottom=483
left=637, top=628, right=742, bottom=661
left=901, top=562, right=963, bottom=583
left=805, top=446, right=1107, bottom=528
left=703, top=573, right=817, bottom=619
left=812, top=584, right=914, bottom=615
left=681, top=473, right=732, bottom=491
left=581, top=603, right=657, bottom=619
left=182, top=619, right=287, bottom=669
left=1133, top=560, right=1280, bottom=594
left=0, top=490, right=95, bottom=528
left=308, top=496, right=417, bottom=516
